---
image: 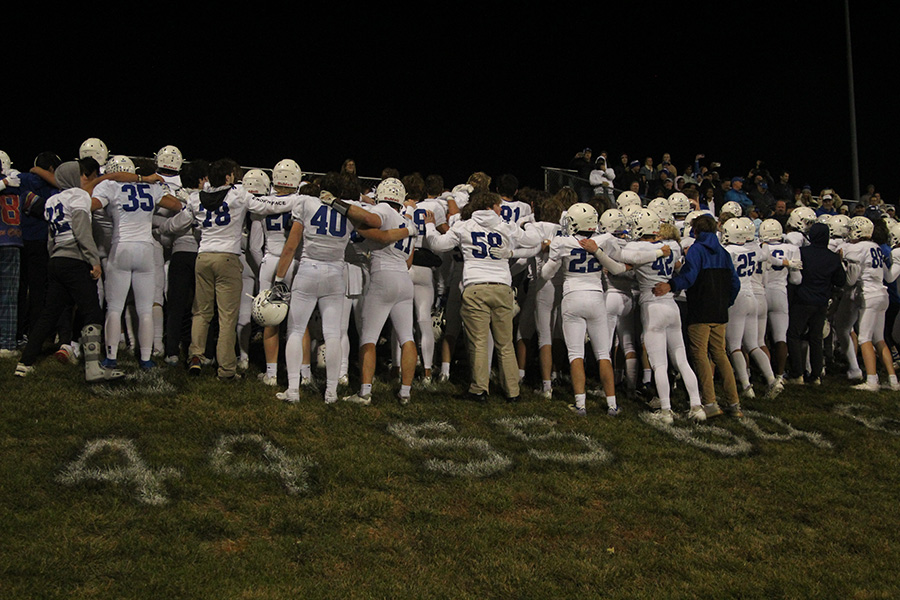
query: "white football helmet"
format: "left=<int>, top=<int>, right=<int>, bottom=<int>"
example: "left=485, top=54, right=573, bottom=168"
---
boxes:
left=849, top=216, right=874, bottom=241
left=0, top=150, right=11, bottom=174
left=104, top=155, right=136, bottom=174
left=888, top=222, right=900, bottom=247
left=758, top=219, right=784, bottom=243
left=739, top=217, right=757, bottom=242
left=600, top=208, right=629, bottom=235
left=630, top=208, right=661, bottom=239
left=787, top=206, right=817, bottom=233
left=155, top=145, right=183, bottom=172
left=376, top=177, right=406, bottom=206
left=721, top=218, right=747, bottom=245
left=817, top=213, right=833, bottom=225
left=242, top=169, right=272, bottom=195
left=616, top=190, right=642, bottom=210
left=565, top=202, right=599, bottom=236
left=79, top=138, right=109, bottom=165
left=251, top=288, right=289, bottom=327
left=682, top=210, right=705, bottom=237
left=648, top=198, right=674, bottom=224
left=828, top=214, right=851, bottom=239
left=720, top=200, right=742, bottom=217
left=272, top=159, right=302, bottom=189
left=432, top=306, right=445, bottom=342
left=667, top=192, right=690, bottom=217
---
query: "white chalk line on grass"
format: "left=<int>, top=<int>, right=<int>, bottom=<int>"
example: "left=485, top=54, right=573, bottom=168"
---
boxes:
left=209, top=433, right=317, bottom=495
left=55, top=437, right=181, bottom=505
left=834, top=404, right=900, bottom=435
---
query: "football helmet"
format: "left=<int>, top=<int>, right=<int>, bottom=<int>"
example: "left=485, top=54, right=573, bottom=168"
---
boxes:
left=849, top=216, right=874, bottom=241
left=242, top=169, right=272, bottom=195
left=104, top=155, right=136, bottom=174
left=738, top=217, right=757, bottom=242
left=79, top=138, right=109, bottom=165
left=155, top=145, right=183, bottom=172
left=648, top=198, right=674, bottom=224
left=888, top=222, right=900, bottom=248
left=721, top=218, right=747, bottom=245
left=432, top=306, right=445, bottom=342
left=272, top=159, right=302, bottom=189
left=0, top=150, right=11, bottom=174
left=565, top=202, right=599, bottom=236
left=667, top=192, right=691, bottom=217
left=828, top=214, right=851, bottom=239
left=720, top=200, right=742, bottom=217
left=376, top=177, right=406, bottom=206
left=817, top=213, right=833, bottom=225
left=251, top=288, right=289, bottom=327
left=758, top=219, right=784, bottom=243
left=682, top=210, right=705, bottom=237
left=787, top=206, right=817, bottom=233
left=616, top=190, right=642, bottom=210
left=600, top=208, right=629, bottom=235
left=630, top=208, right=661, bottom=239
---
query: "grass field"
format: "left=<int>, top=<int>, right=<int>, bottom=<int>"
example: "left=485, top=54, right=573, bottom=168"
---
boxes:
left=2, top=350, right=900, bottom=599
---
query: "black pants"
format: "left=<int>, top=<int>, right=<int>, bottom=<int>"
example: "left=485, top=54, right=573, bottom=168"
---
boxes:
left=786, top=302, right=827, bottom=380
left=164, top=251, right=197, bottom=358
left=21, top=257, right=102, bottom=366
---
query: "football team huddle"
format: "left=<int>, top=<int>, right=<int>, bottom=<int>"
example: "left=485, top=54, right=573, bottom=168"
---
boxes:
left=2, top=140, right=897, bottom=423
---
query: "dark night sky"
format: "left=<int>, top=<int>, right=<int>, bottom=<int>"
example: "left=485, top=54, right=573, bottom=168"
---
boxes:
left=4, top=3, right=897, bottom=202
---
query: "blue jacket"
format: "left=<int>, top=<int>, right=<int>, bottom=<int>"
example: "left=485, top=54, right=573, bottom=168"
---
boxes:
left=724, top=188, right=754, bottom=215
left=670, top=231, right=740, bottom=324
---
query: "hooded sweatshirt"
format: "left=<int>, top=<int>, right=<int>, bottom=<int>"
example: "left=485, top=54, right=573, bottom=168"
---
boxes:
left=791, top=222, right=846, bottom=306
left=669, top=230, right=740, bottom=324
left=425, top=209, right=542, bottom=288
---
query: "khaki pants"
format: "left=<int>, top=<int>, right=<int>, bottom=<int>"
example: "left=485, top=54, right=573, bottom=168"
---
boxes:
left=190, top=252, right=242, bottom=377
left=460, top=283, right=518, bottom=397
left=687, top=322, right=739, bottom=405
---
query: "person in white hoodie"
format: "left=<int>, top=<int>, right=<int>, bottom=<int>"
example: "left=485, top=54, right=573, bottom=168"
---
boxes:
left=424, top=190, right=543, bottom=401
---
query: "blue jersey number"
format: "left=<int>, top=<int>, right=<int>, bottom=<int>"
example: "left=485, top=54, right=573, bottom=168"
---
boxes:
left=568, top=248, right=602, bottom=273
left=310, top=204, right=347, bottom=237
left=201, top=201, right=231, bottom=227
left=471, top=231, right=503, bottom=259
left=735, top=251, right=756, bottom=278
left=265, top=212, right=291, bottom=232
left=652, top=254, right=674, bottom=277
left=121, top=183, right=155, bottom=212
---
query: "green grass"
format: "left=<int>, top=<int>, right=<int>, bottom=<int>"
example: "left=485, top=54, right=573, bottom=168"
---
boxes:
left=2, top=352, right=900, bottom=599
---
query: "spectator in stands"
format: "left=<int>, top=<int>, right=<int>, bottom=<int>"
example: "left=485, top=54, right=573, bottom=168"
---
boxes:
left=568, top=148, right=594, bottom=202
left=771, top=169, right=794, bottom=202
left=724, top=176, right=754, bottom=216
left=748, top=177, right=776, bottom=217
left=815, top=193, right=839, bottom=217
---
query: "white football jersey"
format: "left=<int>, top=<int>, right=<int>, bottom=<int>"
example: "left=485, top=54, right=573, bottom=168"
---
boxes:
left=546, top=233, right=616, bottom=296
left=499, top=199, right=533, bottom=226
left=726, top=243, right=759, bottom=297
left=292, top=194, right=356, bottom=263
left=93, top=180, right=169, bottom=245
left=404, top=199, right=447, bottom=249
left=843, top=240, right=889, bottom=298
left=622, top=239, right=681, bottom=304
left=366, top=202, right=414, bottom=273
left=250, top=192, right=300, bottom=258
left=44, top=187, right=93, bottom=250
left=761, top=241, right=801, bottom=293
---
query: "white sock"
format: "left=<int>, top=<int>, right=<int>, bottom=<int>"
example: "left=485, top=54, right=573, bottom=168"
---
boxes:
left=400, top=384, right=411, bottom=398
left=266, top=363, right=277, bottom=378
left=606, top=395, right=617, bottom=410
left=574, top=393, right=586, bottom=410
left=361, top=383, right=372, bottom=397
